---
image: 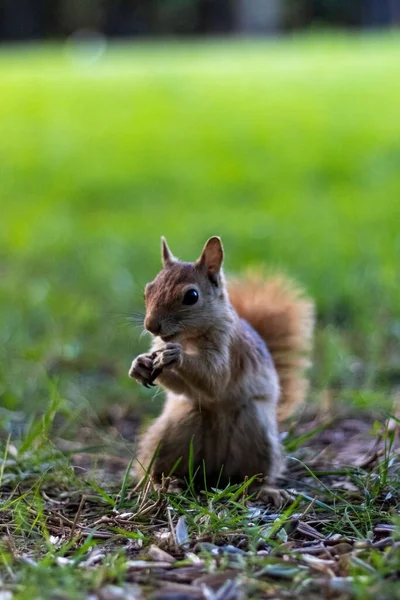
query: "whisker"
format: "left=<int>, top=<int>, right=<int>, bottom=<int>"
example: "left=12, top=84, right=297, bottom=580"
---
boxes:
left=140, top=329, right=152, bottom=341
left=151, top=386, right=164, bottom=400
left=129, top=318, right=146, bottom=326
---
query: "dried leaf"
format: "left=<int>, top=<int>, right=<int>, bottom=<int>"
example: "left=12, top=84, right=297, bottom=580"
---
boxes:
left=80, top=551, right=106, bottom=568
left=374, top=524, right=395, bottom=533
left=194, top=571, right=240, bottom=589
left=126, top=560, right=174, bottom=570
left=254, top=564, right=301, bottom=580
left=301, top=554, right=336, bottom=577
left=372, top=536, right=393, bottom=548
left=185, top=552, right=205, bottom=565
left=160, top=566, right=205, bottom=583
left=98, top=585, right=143, bottom=600
left=330, top=480, right=359, bottom=492
left=329, top=576, right=369, bottom=592
left=329, top=543, right=353, bottom=556
left=296, top=522, right=326, bottom=540
left=176, top=516, right=190, bottom=548
left=194, top=542, right=219, bottom=555
left=98, top=585, right=126, bottom=600
left=153, top=582, right=202, bottom=599
left=148, top=545, right=176, bottom=564
left=217, top=545, right=245, bottom=556
left=202, top=578, right=240, bottom=600
left=56, top=557, right=72, bottom=567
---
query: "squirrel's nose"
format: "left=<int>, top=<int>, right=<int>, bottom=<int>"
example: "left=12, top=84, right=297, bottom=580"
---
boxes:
left=145, top=316, right=161, bottom=336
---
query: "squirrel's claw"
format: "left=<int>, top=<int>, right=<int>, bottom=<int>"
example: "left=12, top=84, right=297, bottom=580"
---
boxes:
left=256, top=485, right=294, bottom=508
left=152, top=343, right=182, bottom=372
left=130, top=344, right=180, bottom=388
left=129, top=353, right=158, bottom=388
left=149, top=366, right=163, bottom=384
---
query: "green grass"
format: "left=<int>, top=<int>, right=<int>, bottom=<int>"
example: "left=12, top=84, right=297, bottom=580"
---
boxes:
left=1, top=33, right=400, bottom=599
left=1, top=409, right=399, bottom=599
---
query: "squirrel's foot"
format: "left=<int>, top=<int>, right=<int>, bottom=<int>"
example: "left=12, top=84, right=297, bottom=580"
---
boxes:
left=129, top=353, right=156, bottom=388
left=152, top=342, right=182, bottom=371
left=256, top=485, right=294, bottom=508
left=167, top=478, right=185, bottom=494
left=153, top=477, right=184, bottom=495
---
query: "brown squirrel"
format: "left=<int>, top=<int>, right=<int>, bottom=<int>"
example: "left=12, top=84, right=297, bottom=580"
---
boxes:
left=129, top=236, right=314, bottom=504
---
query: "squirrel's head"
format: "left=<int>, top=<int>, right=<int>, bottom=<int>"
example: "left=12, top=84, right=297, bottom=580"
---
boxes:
left=144, top=236, right=228, bottom=342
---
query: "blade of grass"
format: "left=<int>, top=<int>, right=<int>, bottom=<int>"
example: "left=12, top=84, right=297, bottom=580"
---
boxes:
left=86, top=480, right=115, bottom=507
left=0, top=433, right=11, bottom=488
left=116, top=456, right=135, bottom=510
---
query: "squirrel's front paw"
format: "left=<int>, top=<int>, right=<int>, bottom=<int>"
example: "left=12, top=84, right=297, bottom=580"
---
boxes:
left=152, top=342, right=183, bottom=371
left=129, top=353, right=155, bottom=388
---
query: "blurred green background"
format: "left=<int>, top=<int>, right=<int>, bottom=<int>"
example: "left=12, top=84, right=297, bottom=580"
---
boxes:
left=1, top=34, right=400, bottom=440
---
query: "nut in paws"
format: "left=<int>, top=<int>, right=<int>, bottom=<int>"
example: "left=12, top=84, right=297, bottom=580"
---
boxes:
left=153, top=342, right=182, bottom=371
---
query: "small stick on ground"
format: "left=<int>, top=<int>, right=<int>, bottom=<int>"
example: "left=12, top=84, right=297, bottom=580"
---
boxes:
left=69, top=494, right=86, bottom=540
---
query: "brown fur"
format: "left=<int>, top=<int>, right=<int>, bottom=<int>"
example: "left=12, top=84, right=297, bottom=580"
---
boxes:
left=228, top=273, right=315, bottom=421
left=129, top=238, right=315, bottom=499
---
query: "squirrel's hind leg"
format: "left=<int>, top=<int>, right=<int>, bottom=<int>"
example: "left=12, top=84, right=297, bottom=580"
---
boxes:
left=135, top=398, right=202, bottom=485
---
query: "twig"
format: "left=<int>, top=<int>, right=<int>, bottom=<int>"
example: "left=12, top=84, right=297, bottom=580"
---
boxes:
left=130, top=474, right=145, bottom=496
left=298, top=496, right=316, bottom=520
left=50, top=512, right=76, bottom=527
left=167, top=507, right=177, bottom=550
left=69, top=494, right=86, bottom=540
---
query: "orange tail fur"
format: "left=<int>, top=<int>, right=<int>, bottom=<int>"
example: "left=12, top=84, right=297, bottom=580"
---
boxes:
left=228, top=273, right=315, bottom=421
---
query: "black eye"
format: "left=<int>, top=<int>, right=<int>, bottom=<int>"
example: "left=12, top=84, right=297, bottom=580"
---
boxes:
left=183, top=289, right=199, bottom=305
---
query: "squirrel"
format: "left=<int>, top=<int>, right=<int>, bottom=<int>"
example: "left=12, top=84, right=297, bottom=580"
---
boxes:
left=129, top=236, right=314, bottom=504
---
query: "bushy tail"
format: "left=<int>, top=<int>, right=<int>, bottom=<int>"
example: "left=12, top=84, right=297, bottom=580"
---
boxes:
left=228, top=272, right=315, bottom=421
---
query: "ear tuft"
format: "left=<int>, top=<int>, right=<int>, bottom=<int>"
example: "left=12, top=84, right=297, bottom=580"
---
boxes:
left=197, top=236, right=224, bottom=280
left=161, top=236, right=175, bottom=267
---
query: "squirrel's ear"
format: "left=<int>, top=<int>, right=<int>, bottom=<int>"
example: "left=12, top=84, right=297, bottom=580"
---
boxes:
left=197, top=236, right=224, bottom=282
left=161, top=236, right=175, bottom=267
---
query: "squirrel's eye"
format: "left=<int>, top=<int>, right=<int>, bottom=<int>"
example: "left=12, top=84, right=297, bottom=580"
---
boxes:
left=183, top=289, right=199, bottom=306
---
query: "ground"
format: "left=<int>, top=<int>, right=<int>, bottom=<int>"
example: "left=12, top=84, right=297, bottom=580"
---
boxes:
left=0, top=34, right=400, bottom=599
left=1, top=408, right=399, bottom=599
